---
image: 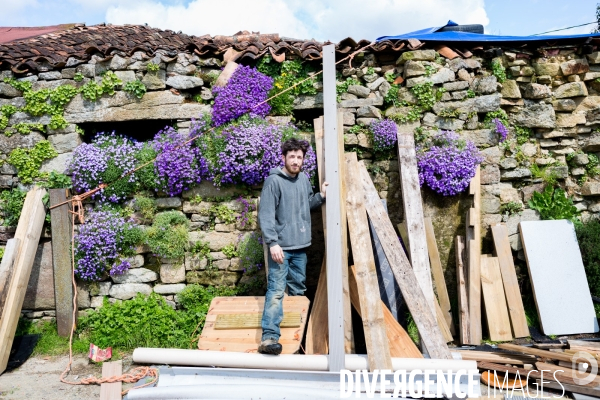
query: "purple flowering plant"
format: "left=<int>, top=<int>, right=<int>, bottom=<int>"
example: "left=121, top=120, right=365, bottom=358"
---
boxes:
left=74, top=209, right=143, bottom=281
left=416, top=130, right=483, bottom=196
left=370, top=119, right=398, bottom=152
left=493, top=118, right=508, bottom=143
left=68, top=132, right=142, bottom=203
left=212, top=65, right=273, bottom=126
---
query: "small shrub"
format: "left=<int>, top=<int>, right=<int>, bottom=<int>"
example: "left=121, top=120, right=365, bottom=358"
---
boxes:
left=237, top=231, right=264, bottom=272
left=123, top=80, right=147, bottom=99
left=8, top=140, right=58, bottom=184
left=577, top=219, right=600, bottom=298
left=146, top=211, right=189, bottom=259
left=222, top=244, right=238, bottom=258
left=500, top=201, right=523, bottom=216
left=528, top=185, right=579, bottom=222
left=491, top=59, right=506, bottom=83
left=134, top=195, right=156, bottom=220
left=146, top=62, right=160, bottom=72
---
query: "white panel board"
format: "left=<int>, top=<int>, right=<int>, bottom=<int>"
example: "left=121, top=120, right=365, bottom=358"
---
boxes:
left=520, top=220, right=599, bottom=335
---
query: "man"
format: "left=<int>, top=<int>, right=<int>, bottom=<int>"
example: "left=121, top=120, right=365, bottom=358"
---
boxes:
left=257, top=137, right=328, bottom=355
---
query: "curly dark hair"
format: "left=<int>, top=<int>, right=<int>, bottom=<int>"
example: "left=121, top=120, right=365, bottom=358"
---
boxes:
left=281, top=138, right=310, bottom=156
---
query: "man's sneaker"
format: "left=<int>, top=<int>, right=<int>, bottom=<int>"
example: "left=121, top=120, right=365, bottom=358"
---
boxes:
left=258, top=338, right=282, bottom=355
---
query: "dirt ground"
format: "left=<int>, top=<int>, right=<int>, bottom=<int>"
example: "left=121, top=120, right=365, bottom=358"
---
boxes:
left=0, top=354, right=137, bottom=400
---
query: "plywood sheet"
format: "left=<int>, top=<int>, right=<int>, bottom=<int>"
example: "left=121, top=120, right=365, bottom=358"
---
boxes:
left=520, top=220, right=599, bottom=335
left=215, top=313, right=301, bottom=329
left=198, top=296, right=310, bottom=354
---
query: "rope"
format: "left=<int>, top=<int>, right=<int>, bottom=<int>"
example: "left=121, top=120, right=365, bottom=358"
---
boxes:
left=54, top=41, right=376, bottom=392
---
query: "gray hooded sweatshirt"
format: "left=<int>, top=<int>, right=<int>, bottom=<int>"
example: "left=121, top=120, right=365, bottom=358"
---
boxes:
left=258, top=168, right=324, bottom=250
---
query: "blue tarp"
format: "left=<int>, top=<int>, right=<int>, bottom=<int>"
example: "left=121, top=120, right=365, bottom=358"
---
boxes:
left=377, top=20, right=600, bottom=43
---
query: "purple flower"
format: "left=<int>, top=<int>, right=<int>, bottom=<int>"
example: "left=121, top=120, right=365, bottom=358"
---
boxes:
left=212, top=65, right=273, bottom=126
left=493, top=118, right=508, bottom=142
left=416, top=130, right=483, bottom=196
left=371, top=119, right=398, bottom=152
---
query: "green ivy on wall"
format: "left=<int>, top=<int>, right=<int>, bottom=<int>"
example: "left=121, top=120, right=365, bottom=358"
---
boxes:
left=8, top=140, right=58, bottom=184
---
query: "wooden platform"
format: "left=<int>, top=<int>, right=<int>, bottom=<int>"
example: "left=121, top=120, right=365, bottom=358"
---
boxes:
left=198, top=296, right=310, bottom=354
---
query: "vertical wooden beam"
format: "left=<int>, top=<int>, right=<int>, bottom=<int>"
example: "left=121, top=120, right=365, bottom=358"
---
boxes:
left=481, top=256, right=512, bottom=342
left=305, top=116, right=328, bottom=355
left=424, top=217, right=454, bottom=335
left=100, top=360, right=122, bottom=400
left=491, top=224, right=530, bottom=338
left=455, top=236, right=470, bottom=345
left=358, top=162, right=451, bottom=360
left=0, top=238, right=20, bottom=314
left=0, top=187, right=47, bottom=373
left=345, top=152, right=391, bottom=370
left=396, top=130, right=435, bottom=317
left=466, top=166, right=482, bottom=344
left=322, top=44, right=345, bottom=371
left=49, top=189, right=74, bottom=337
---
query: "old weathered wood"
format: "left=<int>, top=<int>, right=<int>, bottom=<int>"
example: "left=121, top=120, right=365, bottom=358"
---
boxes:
left=455, top=236, right=470, bottom=345
left=323, top=44, right=345, bottom=371
left=454, top=350, right=536, bottom=365
left=569, top=340, right=600, bottom=351
left=100, top=360, right=122, bottom=400
left=466, top=166, right=482, bottom=345
left=0, top=187, right=47, bottom=373
left=435, top=299, right=453, bottom=343
left=49, top=189, right=74, bottom=337
left=198, top=296, right=310, bottom=354
left=396, top=129, right=435, bottom=318
left=338, top=112, right=353, bottom=355
left=498, top=343, right=579, bottom=363
left=0, top=238, right=20, bottom=314
left=358, top=162, right=451, bottom=360
left=536, top=361, right=600, bottom=385
left=424, top=217, right=454, bottom=335
left=491, top=223, right=529, bottom=338
left=345, top=152, right=391, bottom=370
left=480, top=256, right=512, bottom=341
left=305, top=116, right=328, bottom=355
left=348, top=265, right=422, bottom=358
left=215, top=313, right=301, bottom=329
left=542, top=381, right=600, bottom=397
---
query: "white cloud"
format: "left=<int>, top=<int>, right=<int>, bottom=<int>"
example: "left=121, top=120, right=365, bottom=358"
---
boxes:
left=105, top=0, right=489, bottom=42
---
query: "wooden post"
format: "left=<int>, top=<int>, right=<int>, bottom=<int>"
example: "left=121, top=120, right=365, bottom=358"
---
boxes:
left=358, top=162, right=451, bottom=360
left=0, top=238, right=20, bottom=314
left=322, top=44, right=345, bottom=371
left=455, top=236, right=470, bottom=344
left=0, top=187, right=47, bottom=373
left=345, top=152, right=391, bottom=370
left=466, top=166, right=482, bottom=344
left=396, top=130, right=436, bottom=318
left=49, top=189, right=74, bottom=337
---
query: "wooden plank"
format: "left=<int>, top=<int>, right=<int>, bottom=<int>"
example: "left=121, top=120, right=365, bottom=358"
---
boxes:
left=536, top=361, right=600, bottom=385
left=455, top=350, right=536, bottom=365
left=49, top=189, right=74, bottom=337
left=466, top=166, right=482, bottom=345
left=305, top=116, right=328, bottom=355
left=397, top=221, right=409, bottom=253
left=0, top=238, right=20, bottom=314
left=338, top=112, right=353, bottom=355
left=569, top=340, right=600, bottom=351
left=520, top=220, right=598, bottom=335
left=396, top=129, right=435, bottom=318
left=358, top=162, right=451, bottom=360
left=323, top=43, right=346, bottom=371
left=100, top=360, right=122, bottom=400
left=0, top=187, right=46, bottom=373
left=198, top=296, right=310, bottom=354
left=491, top=223, right=529, bottom=338
left=424, top=217, right=454, bottom=335
left=435, top=299, right=454, bottom=343
left=215, top=313, right=301, bottom=329
left=542, top=381, right=600, bottom=397
left=344, top=152, right=391, bottom=370
left=498, top=343, right=581, bottom=363
left=455, top=236, right=470, bottom=345
left=480, top=256, right=512, bottom=342
left=348, top=265, right=422, bottom=358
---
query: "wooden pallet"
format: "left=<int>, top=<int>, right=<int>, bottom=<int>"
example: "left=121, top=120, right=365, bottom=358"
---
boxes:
left=198, top=296, right=310, bottom=354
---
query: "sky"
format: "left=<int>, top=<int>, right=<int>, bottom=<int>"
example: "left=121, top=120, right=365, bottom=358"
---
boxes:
left=0, top=0, right=598, bottom=42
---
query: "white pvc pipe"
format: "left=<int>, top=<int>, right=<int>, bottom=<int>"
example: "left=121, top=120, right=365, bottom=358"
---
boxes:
left=132, top=348, right=476, bottom=372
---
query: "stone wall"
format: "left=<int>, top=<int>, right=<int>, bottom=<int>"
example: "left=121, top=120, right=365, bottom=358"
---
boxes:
left=3, top=43, right=600, bottom=318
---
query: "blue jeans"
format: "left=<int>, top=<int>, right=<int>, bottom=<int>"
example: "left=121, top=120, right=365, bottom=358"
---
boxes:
left=261, top=249, right=307, bottom=342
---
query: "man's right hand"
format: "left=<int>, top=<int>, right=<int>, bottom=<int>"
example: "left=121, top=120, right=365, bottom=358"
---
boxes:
left=270, top=244, right=284, bottom=264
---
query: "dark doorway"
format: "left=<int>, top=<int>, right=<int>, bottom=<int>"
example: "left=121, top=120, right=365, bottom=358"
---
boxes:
left=78, top=119, right=179, bottom=143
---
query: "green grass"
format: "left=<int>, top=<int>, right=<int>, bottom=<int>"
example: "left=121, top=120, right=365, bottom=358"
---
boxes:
left=16, top=318, right=89, bottom=356
left=406, top=313, right=420, bottom=346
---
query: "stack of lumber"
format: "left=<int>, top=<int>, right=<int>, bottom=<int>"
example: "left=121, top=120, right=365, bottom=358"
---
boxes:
left=476, top=342, right=600, bottom=397
left=0, top=187, right=47, bottom=374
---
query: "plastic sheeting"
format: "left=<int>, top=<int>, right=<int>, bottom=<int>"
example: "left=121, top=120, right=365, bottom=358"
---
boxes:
left=377, top=20, right=600, bottom=43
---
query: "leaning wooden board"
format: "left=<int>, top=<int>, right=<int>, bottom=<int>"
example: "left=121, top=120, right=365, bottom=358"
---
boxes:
left=198, top=296, right=310, bottom=354
left=0, top=187, right=47, bottom=373
left=519, top=220, right=599, bottom=335
left=480, top=256, right=512, bottom=342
